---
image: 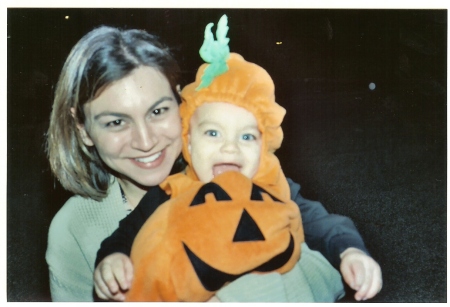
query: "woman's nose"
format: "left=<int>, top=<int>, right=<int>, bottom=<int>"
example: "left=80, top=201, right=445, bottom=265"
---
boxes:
left=131, top=123, right=157, bottom=151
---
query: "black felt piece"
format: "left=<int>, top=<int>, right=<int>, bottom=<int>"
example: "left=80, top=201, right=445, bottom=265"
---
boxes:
left=250, top=184, right=283, bottom=203
left=190, top=182, right=232, bottom=206
left=254, top=234, right=295, bottom=272
left=183, top=243, right=239, bottom=292
left=232, top=209, right=266, bottom=242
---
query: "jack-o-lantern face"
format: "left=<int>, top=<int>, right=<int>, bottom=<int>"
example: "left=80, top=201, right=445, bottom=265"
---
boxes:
left=182, top=180, right=296, bottom=292
left=128, top=171, right=303, bottom=302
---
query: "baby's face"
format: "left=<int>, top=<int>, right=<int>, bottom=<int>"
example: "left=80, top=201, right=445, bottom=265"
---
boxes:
left=188, top=102, right=262, bottom=182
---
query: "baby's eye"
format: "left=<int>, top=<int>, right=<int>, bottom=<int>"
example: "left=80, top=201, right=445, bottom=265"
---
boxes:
left=105, top=119, right=123, bottom=127
left=205, top=130, right=220, bottom=137
left=241, top=133, right=257, bottom=141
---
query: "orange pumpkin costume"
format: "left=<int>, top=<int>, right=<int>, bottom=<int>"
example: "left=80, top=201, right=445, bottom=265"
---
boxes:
left=125, top=16, right=305, bottom=302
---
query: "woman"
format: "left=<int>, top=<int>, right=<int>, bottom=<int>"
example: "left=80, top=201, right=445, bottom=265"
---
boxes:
left=46, top=26, right=185, bottom=301
left=46, top=25, right=376, bottom=302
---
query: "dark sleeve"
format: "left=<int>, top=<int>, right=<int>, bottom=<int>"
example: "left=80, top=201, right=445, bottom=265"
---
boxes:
left=287, top=178, right=369, bottom=269
left=95, top=186, right=170, bottom=267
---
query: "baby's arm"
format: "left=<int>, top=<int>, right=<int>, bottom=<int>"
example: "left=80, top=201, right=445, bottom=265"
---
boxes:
left=94, top=185, right=170, bottom=301
left=94, top=253, right=133, bottom=301
left=96, top=186, right=170, bottom=265
left=340, top=248, right=382, bottom=301
left=287, top=178, right=382, bottom=301
left=93, top=211, right=140, bottom=302
left=288, top=178, right=368, bottom=267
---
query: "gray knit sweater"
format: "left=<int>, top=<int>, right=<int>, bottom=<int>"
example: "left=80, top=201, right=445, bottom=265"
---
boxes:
left=46, top=178, right=344, bottom=302
left=46, top=179, right=127, bottom=301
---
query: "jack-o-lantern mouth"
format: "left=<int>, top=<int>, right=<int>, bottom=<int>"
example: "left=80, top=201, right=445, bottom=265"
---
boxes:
left=183, top=233, right=295, bottom=292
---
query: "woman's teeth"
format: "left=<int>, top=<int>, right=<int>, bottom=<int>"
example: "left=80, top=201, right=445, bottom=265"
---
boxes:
left=135, top=152, right=162, bottom=163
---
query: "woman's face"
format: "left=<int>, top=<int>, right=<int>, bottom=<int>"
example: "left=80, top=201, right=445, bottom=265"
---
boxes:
left=78, top=66, right=182, bottom=188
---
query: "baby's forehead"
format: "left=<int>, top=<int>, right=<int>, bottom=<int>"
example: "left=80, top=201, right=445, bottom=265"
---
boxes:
left=191, top=101, right=258, bottom=125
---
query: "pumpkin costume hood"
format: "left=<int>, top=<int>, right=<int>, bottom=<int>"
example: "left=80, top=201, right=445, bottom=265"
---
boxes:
left=126, top=15, right=304, bottom=302
left=180, top=20, right=289, bottom=200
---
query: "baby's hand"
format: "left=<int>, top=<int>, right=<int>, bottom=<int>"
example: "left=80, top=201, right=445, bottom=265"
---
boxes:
left=94, top=252, right=134, bottom=301
left=340, top=248, right=382, bottom=301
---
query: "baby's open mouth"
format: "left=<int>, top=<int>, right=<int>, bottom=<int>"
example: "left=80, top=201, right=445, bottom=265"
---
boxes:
left=212, top=163, right=241, bottom=177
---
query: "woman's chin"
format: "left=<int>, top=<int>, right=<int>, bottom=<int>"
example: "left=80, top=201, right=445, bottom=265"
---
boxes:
left=133, top=169, right=173, bottom=188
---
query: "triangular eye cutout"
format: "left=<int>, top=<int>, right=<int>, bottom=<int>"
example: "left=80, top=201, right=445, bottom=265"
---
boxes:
left=190, top=182, right=232, bottom=206
left=250, top=184, right=283, bottom=203
left=233, top=209, right=265, bottom=242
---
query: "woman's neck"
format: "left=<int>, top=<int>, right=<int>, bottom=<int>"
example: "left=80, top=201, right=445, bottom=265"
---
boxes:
left=117, top=177, right=148, bottom=210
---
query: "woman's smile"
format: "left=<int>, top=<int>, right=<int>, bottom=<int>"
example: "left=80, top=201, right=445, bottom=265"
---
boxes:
left=79, top=66, right=182, bottom=188
left=134, top=151, right=163, bottom=164
left=131, top=149, right=165, bottom=169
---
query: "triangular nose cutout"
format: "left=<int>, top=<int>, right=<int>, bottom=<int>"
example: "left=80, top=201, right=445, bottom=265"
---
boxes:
left=233, top=209, right=265, bottom=242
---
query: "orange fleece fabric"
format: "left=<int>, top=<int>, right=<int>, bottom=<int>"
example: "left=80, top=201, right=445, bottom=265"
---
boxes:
left=126, top=53, right=305, bottom=302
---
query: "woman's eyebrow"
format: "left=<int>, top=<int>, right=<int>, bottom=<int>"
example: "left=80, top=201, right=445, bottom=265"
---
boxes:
left=93, top=96, right=174, bottom=120
left=94, top=112, right=128, bottom=120
left=147, top=96, right=174, bottom=113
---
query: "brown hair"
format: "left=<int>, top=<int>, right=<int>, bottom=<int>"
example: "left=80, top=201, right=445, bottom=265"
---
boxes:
left=46, top=26, right=180, bottom=200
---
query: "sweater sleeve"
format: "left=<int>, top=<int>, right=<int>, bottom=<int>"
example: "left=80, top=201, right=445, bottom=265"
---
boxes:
left=46, top=198, right=98, bottom=302
left=287, top=178, right=368, bottom=268
left=95, top=186, right=170, bottom=267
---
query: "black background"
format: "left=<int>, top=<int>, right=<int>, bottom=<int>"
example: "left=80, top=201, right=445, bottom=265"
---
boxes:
left=7, top=8, right=447, bottom=302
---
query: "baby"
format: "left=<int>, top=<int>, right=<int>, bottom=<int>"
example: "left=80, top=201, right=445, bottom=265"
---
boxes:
left=125, top=48, right=305, bottom=301
left=94, top=15, right=382, bottom=302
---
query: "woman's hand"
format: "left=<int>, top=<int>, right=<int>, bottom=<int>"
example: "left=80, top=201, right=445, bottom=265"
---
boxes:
left=94, top=252, right=134, bottom=301
left=340, top=248, right=382, bottom=301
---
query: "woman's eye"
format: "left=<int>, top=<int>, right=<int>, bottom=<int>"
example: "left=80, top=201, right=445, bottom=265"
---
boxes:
left=205, top=130, right=219, bottom=137
left=105, top=119, right=123, bottom=127
left=152, top=107, right=169, bottom=116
